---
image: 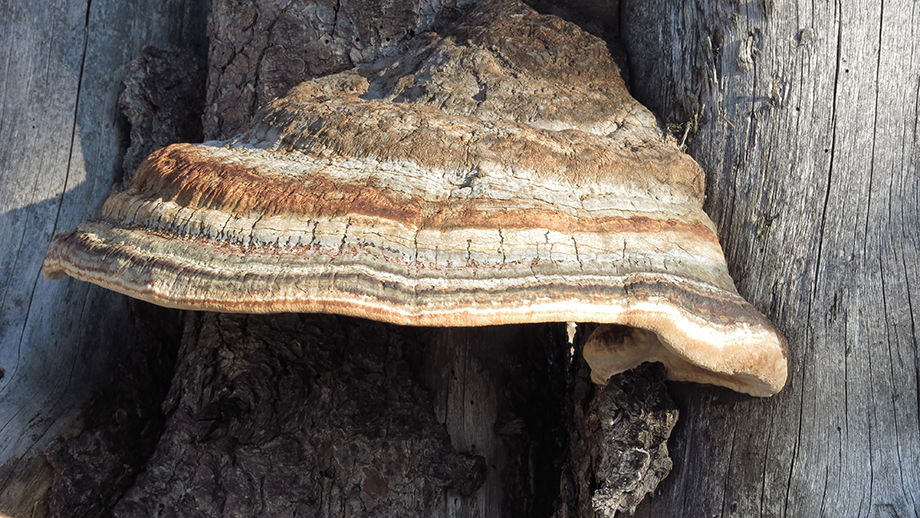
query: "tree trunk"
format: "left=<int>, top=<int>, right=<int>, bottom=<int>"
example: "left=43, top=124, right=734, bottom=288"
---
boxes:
left=622, top=1, right=920, bottom=515
left=4, top=0, right=918, bottom=516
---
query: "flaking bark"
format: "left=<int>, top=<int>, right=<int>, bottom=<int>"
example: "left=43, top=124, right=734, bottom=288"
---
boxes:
left=555, top=362, right=677, bottom=517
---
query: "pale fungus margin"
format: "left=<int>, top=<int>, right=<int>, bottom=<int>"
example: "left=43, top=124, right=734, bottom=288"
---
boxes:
left=43, top=0, right=786, bottom=398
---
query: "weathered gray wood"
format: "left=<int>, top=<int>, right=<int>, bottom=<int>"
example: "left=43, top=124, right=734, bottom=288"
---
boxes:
left=0, top=0, right=207, bottom=514
left=622, top=0, right=920, bottom=515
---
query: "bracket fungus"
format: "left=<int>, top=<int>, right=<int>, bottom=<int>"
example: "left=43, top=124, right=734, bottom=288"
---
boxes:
left=43, top=0, right=786, bottom=397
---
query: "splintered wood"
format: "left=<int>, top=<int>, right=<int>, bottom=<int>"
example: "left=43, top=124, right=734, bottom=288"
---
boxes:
left=44, top=0, right=785, bottom=396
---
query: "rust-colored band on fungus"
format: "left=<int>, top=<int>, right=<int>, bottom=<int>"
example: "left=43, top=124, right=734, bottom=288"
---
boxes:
left=43, top=0, right=787, bottom=396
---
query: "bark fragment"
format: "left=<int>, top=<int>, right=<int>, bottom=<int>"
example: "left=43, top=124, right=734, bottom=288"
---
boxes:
left=556, top=361, right=677, bottom=517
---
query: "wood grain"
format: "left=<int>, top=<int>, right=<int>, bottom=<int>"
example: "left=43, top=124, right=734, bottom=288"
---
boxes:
left=623, top=0, right=920, bottom=515
left=0, top=0, right=207, bottom=513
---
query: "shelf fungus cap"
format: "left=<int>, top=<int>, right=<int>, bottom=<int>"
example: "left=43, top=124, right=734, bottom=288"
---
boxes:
left=42, top=0, right=786, bottom=396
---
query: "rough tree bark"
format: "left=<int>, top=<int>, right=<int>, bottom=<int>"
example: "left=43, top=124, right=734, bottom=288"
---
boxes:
left=202, top=0, right=478, bottom=140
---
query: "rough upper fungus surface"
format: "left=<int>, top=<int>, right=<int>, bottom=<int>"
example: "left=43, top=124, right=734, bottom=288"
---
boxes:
left=44, top=0, right=787, bottom=396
